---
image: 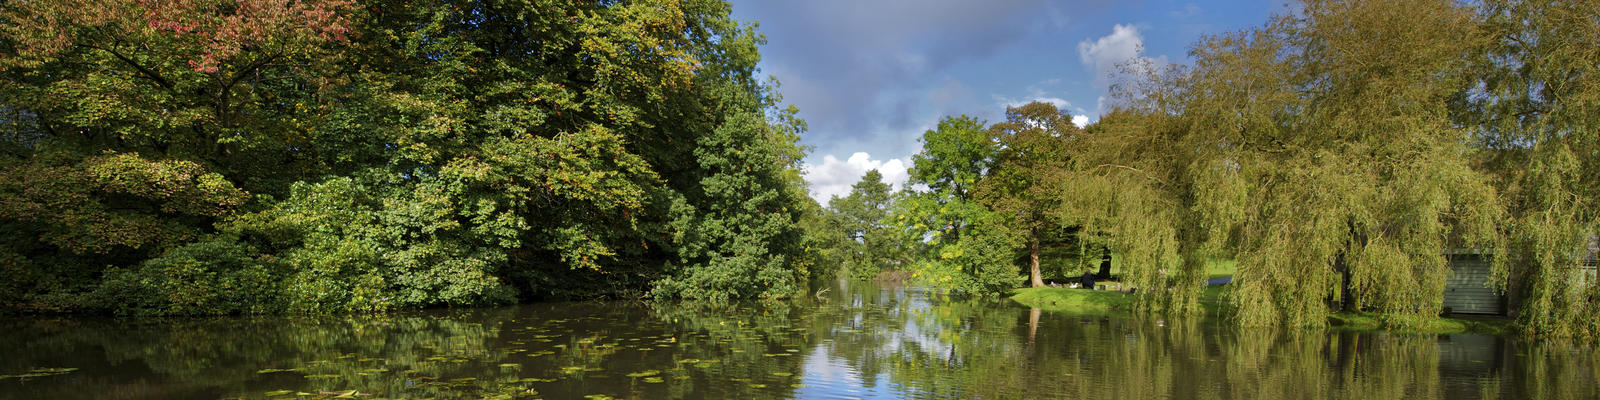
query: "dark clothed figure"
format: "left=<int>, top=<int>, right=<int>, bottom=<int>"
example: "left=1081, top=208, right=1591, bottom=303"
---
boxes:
left=1080, top=271, right=1096, bottom=290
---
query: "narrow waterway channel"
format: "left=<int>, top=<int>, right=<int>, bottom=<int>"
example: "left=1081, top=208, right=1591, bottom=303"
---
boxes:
left=2, top=282, right=1594, bottom=399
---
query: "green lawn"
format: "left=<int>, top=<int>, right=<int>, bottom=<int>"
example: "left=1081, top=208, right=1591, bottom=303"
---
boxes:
left=1010, top=287, right=1133, bottom=314
left=1205, top=259, right=1236, bottom=280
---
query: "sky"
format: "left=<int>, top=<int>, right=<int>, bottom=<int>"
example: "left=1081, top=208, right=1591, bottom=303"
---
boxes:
left=726, top=0, right=1289, bottom=202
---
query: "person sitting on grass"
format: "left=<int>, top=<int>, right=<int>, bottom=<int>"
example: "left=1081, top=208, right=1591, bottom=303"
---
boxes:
left=1079, top=269, right=1096, bottom=290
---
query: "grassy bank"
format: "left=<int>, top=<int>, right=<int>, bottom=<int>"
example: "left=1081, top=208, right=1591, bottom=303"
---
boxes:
left=1010, top=287, right=1133, bottom=314
left=1010, top=285, right=1513, bottom=336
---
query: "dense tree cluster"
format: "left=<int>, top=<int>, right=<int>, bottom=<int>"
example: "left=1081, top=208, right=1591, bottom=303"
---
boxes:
left=0, top=0, right=817, bottom=314
left=821, top=170, right=911, bottom=281
left=883, top=0, right=1600, bottom=338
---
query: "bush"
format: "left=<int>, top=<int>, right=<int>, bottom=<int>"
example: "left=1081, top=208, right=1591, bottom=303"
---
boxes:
left=94, top=237, right=283, bottom=316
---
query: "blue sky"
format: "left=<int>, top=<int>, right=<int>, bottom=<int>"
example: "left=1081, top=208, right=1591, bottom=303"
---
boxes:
left=727, top=0, right=1289, bottom=201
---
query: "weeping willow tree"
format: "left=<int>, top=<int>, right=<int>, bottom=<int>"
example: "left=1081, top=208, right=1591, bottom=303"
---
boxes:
left=1464, top=0, right=1600, bottom=338
left=1085, top=0, right=1502, bottom=327
left=1053, top=107, right=1197, bottom=315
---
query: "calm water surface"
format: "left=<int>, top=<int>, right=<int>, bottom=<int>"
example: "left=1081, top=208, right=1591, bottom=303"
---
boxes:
left=2, top=282, right=1595, bottom=399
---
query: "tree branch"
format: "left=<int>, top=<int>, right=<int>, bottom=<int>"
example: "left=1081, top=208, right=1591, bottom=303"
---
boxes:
left=82, top=43, right=174, bottom=91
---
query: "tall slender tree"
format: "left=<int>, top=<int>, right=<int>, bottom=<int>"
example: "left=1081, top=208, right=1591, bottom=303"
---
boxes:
left=980, top=102, right=1078, bottom=288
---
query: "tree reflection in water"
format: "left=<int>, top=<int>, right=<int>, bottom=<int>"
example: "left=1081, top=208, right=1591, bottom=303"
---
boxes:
left=0, top=282, right=1593, bottom=399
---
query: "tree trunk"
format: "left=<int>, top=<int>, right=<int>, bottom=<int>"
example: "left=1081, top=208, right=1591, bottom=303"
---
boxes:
left=1030, top=227, right=1045, bottom=287
left=1337, top=251, right=1356, bottom=312
left=1095, top=244, right=1112, bottom=279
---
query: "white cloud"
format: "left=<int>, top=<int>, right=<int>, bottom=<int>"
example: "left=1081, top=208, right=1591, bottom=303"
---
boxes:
left=1078, top=24, right=1146, bottom=87
left=1072, top=115, right=1090, bottom=128
left=803, top=152, right=911, bottom=203
left=994, top=93, right=1074, bottom=114
left=1077, top=24, right=1170, bottom=116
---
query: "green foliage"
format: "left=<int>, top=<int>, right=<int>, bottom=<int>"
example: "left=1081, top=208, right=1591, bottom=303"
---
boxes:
left=229, top=174, right=517, bottom=312
left=0, top=151, right=248, bottom=309
left=0, top=0, right=815, bottom=313
left=893, top=115, right=1026, bottom=295
left=94, top=236, right=281, bottom=316
left=0, top=152, right=248, bottom=254
left=909, top=116, right=993, bottom=201
left=652, top=105, right=809, bottom=302
left=1465, top=0, right=1600, bottom=339
left=1076, top=0, right=1502, bottom=326
left=826, top=170, right=911, bottom=280
left=978, top=102, right=1078, bottom=287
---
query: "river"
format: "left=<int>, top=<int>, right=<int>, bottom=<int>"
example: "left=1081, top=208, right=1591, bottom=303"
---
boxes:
left=1, top=281, right=1594, bottom=399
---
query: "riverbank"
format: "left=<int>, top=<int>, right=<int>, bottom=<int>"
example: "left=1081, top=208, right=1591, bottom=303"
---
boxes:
left=1010, top=286, right=1513, bottom=336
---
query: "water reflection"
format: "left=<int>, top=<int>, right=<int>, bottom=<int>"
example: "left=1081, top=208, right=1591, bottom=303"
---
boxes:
left=0, top=282, right=1594, bottom=399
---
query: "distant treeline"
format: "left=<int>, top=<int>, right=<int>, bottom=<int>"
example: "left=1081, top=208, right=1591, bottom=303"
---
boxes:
left=0, top=0, right=829, bottom=314
left=822, top=0, right=1600, bottom=339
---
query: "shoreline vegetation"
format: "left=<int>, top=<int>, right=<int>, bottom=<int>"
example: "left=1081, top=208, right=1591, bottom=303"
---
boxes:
left=3, top=0, right=1597, bottom=343
left=835, top=0, right=1600, bottom=342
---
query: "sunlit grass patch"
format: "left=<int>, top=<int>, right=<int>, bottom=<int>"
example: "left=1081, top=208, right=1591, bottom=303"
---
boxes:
left=1009, top=287, right=1134, bottom=313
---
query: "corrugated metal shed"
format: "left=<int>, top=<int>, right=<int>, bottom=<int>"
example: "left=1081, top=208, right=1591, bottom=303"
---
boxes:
left=1441, top=235, right=1597, bottom=316
left=1443, top=253, right=1502, bottom=315
left=1582, top=234, right=1599, bottom=287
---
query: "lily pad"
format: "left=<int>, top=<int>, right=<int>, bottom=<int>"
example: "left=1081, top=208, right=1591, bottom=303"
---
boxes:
left=625, top=370, right=661, bottom=378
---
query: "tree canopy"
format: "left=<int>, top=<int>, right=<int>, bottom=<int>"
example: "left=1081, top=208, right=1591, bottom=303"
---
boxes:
left=882, top=0, right=1600, bottom=339
left=0, top=0, right=819, bottom=314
